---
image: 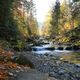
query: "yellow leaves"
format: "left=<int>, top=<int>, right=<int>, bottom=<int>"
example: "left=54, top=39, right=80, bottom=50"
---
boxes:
left=60, top=37, right=69, bottom=43
left=74, top=19, right=79, bottom=27
left=74, top=40, right=80, bottom=46
left=62, top=53, right=80, bottom=64
left=56, top=36, right=69, bottom=43
left=64, top=22, right=71, bottom=30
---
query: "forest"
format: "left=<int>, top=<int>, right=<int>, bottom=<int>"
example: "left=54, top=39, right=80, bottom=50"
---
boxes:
left=0, top=0, right=80, bottom=80
left=42, top=0, right=80, bottom=46
left=0, top=0, right=38, bottom=50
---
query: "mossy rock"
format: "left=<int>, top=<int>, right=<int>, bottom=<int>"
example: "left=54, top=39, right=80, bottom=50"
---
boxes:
left=12, top=54, right=34, bottom=68
left=45, top=47, right=55, bottom=50
left=65, top=47, right=73, bottom=50
left=57, top=47, right=64, bottom=50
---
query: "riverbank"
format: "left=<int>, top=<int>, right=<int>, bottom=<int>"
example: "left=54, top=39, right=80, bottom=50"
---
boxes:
left=0, top=38, right=80, bottom=80
left=11, top=50, right=80, bottom=80
left=0, top=46, right=80, bottom=80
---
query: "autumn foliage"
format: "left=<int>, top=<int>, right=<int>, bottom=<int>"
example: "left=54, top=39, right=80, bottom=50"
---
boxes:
left=0, top=48, right=29, bottom=80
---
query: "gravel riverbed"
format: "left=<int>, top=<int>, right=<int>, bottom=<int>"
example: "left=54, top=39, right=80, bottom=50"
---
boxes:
left=12, top=51, right=80, bottom=80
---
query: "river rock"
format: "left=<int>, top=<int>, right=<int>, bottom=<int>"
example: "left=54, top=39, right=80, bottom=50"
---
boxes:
left=45, top=47, right=55, bottom=50
left=44, top=53, right=49, bottom=56
left=12, top=54, right=34, bottom=68
left=72, top=45, right=80, bottom=50
left=57, top=47, right=64, bottom=50
left=58, top=70, right=66, bottom=75
left=49, top=72, right=59, bottom=78
left=14, top=51, right=80, bottom=80
left=65, top=47, right=73, bottom=50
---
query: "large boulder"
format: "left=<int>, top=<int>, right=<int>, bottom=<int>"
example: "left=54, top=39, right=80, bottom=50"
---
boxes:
left=72, top=45, right=80, bottom=50
left=45, top=47, right=55, bottom=50
left=12, top=54, right=34, bottom=68
left=65, top=47, right=73, bottom=50
left=57, top=47, right=64, bottom=50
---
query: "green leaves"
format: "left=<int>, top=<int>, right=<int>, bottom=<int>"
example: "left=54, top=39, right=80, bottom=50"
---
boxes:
left=0, top=0, right=38, bottom=48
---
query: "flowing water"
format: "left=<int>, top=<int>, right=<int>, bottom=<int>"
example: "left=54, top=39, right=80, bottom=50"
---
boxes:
left=32, top=42, right=80, bottom=65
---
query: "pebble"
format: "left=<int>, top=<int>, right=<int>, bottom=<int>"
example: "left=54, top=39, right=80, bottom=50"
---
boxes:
left=13, top=52, right=80, bottom=80
left=60, top=58, right=64, bottom=60
left=8, top=72, right=14, bottom=76
left=49, top=72, right=56, bottom=77
left=58, top=70, right=65, bottom=75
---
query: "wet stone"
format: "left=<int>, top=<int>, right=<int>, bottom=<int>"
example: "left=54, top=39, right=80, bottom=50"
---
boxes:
left=58, top=70, right=66, bottom=75
left=49, top=72, right=59, bottom=78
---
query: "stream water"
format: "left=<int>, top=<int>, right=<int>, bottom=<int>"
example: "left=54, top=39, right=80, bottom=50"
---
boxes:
left=32, top=42, right=80, bottom=65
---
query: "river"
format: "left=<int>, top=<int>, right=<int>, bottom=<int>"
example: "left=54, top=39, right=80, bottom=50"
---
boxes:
left=32, top=41, right=80, bottom=65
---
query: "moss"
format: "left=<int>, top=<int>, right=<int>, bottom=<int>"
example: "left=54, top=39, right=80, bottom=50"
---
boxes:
left=13, top=54, right=35, bottom=68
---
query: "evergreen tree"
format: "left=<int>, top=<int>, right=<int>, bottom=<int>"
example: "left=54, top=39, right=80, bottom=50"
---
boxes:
left=0, top=0, right=20, bottom=41
left=50, top=0, right=60, bottom=36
